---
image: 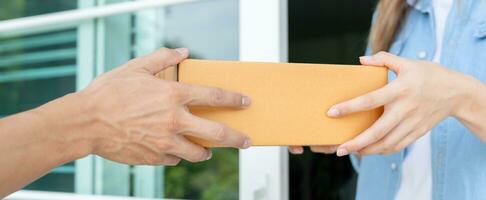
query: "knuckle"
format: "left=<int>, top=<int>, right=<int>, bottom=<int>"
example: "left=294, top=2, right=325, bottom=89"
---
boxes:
left=147, top=48, right=170, bottom=66
left=189, top=150, right=207, bottom=162
left=172, top=158, right=182, bottom=166
left=345, top=144, right=358, bottom=153
left=210, top=88, right=225, bottom=106
left=232, top=93, right=243, bottom=106
left=143, top=154, right=162, bottom=165
left=165, top=157, right=181, bottom=166
left=360, top=96, right=376, bottom=110
left=370, top=131, right=384, bottom=142
left=165, top=84, right=183, bottom=102
left=406, top=103, right=420, bottom=116
left=155, top=48, right=171, bottom=58
left=376, top=51, right=389, bottom=59
left=397, top=85, right=412, bottom=97
left=155, top=139, right=173, bottom=152
left=166, top=111, right=182, bottom=133
left=213, top=124, right=228, bottom=143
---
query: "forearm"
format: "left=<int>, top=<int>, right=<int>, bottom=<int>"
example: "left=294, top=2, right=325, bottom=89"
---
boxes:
left=0, top=93, right=93, bottom=198
left=453, top=74, right=486, bottom=142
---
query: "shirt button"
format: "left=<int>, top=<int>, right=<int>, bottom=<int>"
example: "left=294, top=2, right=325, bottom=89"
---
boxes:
left=390, top=162, right=397, bottom=170
left=418, top=51, right=427, bottom=59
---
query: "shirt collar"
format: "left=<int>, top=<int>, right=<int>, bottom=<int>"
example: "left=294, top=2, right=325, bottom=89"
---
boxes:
left=406, top=0, right=432, bottom=13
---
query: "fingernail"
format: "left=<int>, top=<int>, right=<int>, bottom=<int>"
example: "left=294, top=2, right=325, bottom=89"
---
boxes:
left=206, top=150, right=213, bottom=160
left=242, top=139, right=252, bottom=149
left=241, top=96, right=252, bottom=107
left=336, top=148, right=349, bottom=157
left=327, top=107, right=340, bottom=117
left=175, top=48, right=189, bottom=56
left=359, top=56, right=373, bottom=62
left=295, top=148, right=304, bottom=154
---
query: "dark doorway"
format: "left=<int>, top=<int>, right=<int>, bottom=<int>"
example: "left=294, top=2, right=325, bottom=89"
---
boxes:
left=288, top=1, right=377, bottom=200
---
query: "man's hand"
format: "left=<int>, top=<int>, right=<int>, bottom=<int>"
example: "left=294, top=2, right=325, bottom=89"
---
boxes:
left=75, top=48, right=252, bottom=165
left=0, top=48, right=252, bottom=198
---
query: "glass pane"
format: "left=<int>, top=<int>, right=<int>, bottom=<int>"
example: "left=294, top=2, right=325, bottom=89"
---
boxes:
left=0, top=0, right=76, bottom=20
left=0, top=0, right=78, bottom=193
left=133, top=0, right=239, bottom=199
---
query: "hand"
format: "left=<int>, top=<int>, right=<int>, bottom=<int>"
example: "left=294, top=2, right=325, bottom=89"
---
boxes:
left=75, top=48, right=252, bottom=165
left=288, top=145, right=338, bottom=155
left=328, top=52, right=470, bottom=156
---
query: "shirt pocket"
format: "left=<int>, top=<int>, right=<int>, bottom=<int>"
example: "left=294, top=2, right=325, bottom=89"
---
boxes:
left=473, top=21, right=486, bottom=39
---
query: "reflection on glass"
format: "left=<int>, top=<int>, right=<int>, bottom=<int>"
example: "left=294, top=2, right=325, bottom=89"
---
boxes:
left=158, top=0, right=239, bottom=199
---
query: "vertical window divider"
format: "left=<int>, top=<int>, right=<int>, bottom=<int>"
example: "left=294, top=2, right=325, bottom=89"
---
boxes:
left=76, top=0, right=132, bottom=196
left=75, top=0, right=98, bottom=195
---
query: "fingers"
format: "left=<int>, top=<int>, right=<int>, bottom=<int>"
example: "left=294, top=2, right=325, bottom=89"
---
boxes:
left=394, top=128, right=431, bottom=153
left=359, top=51, right=406, bottom=73
left=358, top=117, right=419, bottom=155
left=167, top=136, right=212, bottom=163
left=310, top=145, right=339, bottom=154
left=158, top=154, right=182, bottom=166
left=328, top=82, right=399, bottom=117
left=180, top=112, right=251, bottom=148
left=336, top=106, right=404, bottom=156
left=132, top=48, right=189, bottom=74
left=289, top=146, right=304, bottom=154
left=179, top=83, right=251, bottom=108
left=289, top=145, right=339, bottom=155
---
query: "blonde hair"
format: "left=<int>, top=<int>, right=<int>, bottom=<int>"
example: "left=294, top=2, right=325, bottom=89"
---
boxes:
left=369, top=0, right=409, bottom=53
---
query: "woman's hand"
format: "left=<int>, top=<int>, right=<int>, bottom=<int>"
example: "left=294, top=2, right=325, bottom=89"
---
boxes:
left=327, top=52, right=472, bottom=156
left=289, top=52, right=478, bottom=156
left=39, top=48, right=252, bottom=166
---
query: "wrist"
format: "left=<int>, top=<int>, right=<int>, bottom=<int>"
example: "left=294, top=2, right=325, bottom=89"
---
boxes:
left=31, top=92, right=96, bottom=161
left=450, top=72, right=484, bottom=120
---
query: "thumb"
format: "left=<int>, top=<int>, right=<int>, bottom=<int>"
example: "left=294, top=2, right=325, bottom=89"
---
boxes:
left=359, top=51, right=405, bottom=73
left=134, top=47, right=189, bottom=74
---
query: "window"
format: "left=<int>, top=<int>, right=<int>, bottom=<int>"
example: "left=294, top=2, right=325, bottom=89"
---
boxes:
left=0, top=0, right=78, bottom=193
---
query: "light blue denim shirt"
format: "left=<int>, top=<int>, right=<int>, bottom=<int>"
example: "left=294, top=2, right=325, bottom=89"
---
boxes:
left=351, top=0, right=486, bottom=199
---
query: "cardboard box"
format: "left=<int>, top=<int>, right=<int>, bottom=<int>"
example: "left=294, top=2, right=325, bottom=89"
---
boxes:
left=177, top=59, right=387, bottom=147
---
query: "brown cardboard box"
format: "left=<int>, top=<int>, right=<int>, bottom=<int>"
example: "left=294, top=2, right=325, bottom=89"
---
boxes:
left=177, top=59, right=387, bottom=147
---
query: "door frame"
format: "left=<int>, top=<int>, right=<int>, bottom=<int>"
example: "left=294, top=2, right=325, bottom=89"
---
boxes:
left=239, top=1, right=289, bottom=200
